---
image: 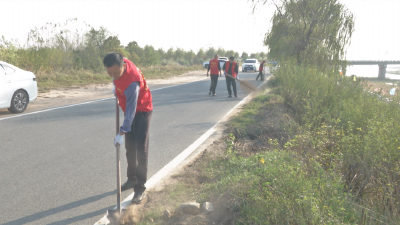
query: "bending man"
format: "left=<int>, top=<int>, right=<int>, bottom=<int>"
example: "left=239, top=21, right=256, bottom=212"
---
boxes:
left=206, top=54, right=222, bottom=96
left=223, top=56, right=239, bottom=98
left=104, top=53, right=153, bottom=204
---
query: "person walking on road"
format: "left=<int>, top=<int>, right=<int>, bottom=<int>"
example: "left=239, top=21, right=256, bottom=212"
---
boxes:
left=223, top=56, right=239, bottom=98
left=104, top=52, right=153, bottom=204
left=256, top=60, right=265, bottom=81
left=206, top=54, right=222, bottom=96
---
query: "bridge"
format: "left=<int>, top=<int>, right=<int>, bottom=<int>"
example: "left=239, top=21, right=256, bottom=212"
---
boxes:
left=346, top=60, right=400, bottom=79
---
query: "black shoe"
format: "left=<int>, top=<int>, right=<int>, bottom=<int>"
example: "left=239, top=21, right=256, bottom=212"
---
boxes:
left=121, top=179, right=137, bottom=192
left=213, top=94, right=216, bottom=96
left=228, top=95, right=232, bottom=98
left=234, top=94, right=237, bottom=98
left=209, top=91, right=211, bottom=95
left=132, top=192, right=145, bottom=204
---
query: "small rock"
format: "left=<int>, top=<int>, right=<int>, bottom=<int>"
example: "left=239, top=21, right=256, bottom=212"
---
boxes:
left=202, top=202, right=214, bottom=214
left=163, top=209, right=171, bottom=219
left=179, top=202, right=200, bottom=215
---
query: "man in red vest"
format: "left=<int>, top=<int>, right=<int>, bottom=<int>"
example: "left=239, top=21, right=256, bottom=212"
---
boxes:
left=103, top=53, right=153, bottom=204
left=256, top=60, right=265, bottom=81
left=206, top=54, right=222, bottom=96
left=223, top=56, right=239, bottom=98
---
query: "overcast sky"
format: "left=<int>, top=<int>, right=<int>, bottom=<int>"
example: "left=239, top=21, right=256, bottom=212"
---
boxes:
left=1, top=0, right=399, bottom=60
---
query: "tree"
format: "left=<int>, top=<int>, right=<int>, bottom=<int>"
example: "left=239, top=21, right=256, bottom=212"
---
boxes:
left=217, top=47, right=226, bottom=57
left=142, top=45, right=160, bottom=65
left=250, top=53, right=260, bottom=59
left=253, top=0, right=354, bottom=66
left=101, top=36, right=123, bottom=57
left=241, top=52, right=249, bottom=60
left=206, top=47, right=216, bottom=60
left=259, top=52, right=266, bottom=60
left=166, top=47, right=174, bottom=60
left=185, top=50, right=196, bottom=62
left=125, top=41, right=143, bottom=59
left=234, top=52, right=240, bottom=59
left=196, top=48, right=205, bottom=60
left=158, top=48, right=165, bottom=60
left=226, top=50, right=235, bottom=58
left=174, top=48, right=185, bottom=60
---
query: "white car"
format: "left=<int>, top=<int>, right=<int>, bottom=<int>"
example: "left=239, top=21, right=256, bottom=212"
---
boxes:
left=203, top=57, right=228, bottom=70
left=0, top=61, right=38, bottom=113
left=242, top=59, right=260, bottom=72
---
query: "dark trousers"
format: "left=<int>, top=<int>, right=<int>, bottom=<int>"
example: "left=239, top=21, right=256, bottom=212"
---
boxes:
left=256, top=71, right=264, bottom=80
left=226, top=76, right=237, bottom=96
left=209, top=75, right=219, bottom=94
left=125, top=110, right=152, bottom=192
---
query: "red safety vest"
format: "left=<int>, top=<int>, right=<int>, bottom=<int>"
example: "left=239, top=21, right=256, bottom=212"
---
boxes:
left=224, top=61, right=237, bottom=78
left=114, top=58, right=153, bottom=113
left=209, top=58, right=220, bottom=75
left=259, top=62, right=264, bottom=72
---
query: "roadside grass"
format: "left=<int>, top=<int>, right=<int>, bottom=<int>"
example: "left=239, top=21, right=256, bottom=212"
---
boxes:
left=36, top=64, right=203, bottom=91
left=135, top=89, right=367, bottom=224
left=135, top=65, right=400, bottom=224
left=387, top=70, right=400, bottom=75
left=273, top=63, right=400, bottom=223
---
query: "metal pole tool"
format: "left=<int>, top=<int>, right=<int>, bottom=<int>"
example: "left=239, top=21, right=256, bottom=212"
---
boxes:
left=107, top=97, right=122, bottom=224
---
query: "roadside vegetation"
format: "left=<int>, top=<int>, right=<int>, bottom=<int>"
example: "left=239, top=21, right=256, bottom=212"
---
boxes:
left=124, top=0, right=400, bottom=224
left=388, top=70, right=400, bottom=75
left=0, top=19, right=267, bottom=90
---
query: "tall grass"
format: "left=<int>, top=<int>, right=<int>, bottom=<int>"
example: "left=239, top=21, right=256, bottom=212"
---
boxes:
left=272, top=63, right=400, bottom=223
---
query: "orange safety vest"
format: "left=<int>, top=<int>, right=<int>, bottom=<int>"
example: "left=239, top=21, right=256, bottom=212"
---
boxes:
left=209, top=58, right=220, bottom=75
left=224, top=61, right=237, bottom=78
left=114, top=58, right=153, bottom=113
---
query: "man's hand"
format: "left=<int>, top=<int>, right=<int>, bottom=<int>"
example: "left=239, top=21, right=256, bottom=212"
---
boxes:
left=112, top=86, right=116, bottom=97
left=114, top=133, right=124, bottom=146
left=206, top=73, right=209, bottom=77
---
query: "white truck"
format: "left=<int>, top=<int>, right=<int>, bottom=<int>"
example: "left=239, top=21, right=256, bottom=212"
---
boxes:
left=203, top=57, right=228, bottom=70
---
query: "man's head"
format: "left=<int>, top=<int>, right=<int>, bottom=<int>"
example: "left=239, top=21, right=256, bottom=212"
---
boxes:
left=229, top=56, right=234, bottom=62
left=214, top=54, right=219, bottom=59
left=103, top=53, right=126, bottom=80
left=263, top=60, right=266, bottom=63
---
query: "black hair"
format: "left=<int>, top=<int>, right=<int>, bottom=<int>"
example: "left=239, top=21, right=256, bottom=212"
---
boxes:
left=229, top=56, right=234, bottom=60
left=103, top=52, right=124, bottom=68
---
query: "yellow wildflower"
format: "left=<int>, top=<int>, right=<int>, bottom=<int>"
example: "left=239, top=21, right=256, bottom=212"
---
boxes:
left=260, top=158, right=265, bottom=164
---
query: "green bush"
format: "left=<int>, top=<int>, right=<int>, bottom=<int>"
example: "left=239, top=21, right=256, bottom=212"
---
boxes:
left=272, top=62, right=400, bottom=223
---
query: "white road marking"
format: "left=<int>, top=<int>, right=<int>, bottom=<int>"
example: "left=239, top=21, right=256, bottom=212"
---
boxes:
left=0, top=79, right=206, bottom=121
left=94, top=77, right=269, bottom=225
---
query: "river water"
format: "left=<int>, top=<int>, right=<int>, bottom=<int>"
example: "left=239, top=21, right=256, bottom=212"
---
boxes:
left=345, top=65, right=400, bottom=79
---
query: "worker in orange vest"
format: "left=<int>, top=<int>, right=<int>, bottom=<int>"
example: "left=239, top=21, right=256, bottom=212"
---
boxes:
left=256, top=60, right=265, bottom=81
left=206, top=54, right=222, bottom=96
left=104, top=53, right=153, bottom=204
left=223, top=56, right=239, bottom=98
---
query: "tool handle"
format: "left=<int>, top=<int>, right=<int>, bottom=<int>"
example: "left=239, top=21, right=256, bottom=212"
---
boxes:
left=115, top=97, right=122, bottom=212
left=116, top=98, right=120, bottom=135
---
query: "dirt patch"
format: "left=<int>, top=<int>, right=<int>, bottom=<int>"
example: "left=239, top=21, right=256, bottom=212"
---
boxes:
left=0, top=70, right=206, bottom=118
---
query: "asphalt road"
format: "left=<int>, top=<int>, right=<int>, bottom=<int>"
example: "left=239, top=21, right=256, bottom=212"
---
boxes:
left=0, top=71, right=266, bottom=225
